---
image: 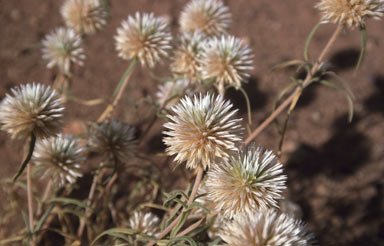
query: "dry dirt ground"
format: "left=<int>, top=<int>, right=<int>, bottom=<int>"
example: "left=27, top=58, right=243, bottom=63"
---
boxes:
left=1, top=0, right=384, bottom=245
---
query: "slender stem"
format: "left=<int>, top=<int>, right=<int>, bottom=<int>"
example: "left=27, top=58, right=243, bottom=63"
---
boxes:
left=146, top=167, right=204, bottom=246
left=95, top=172, right=118, bottom=202
left=36, top=179, right=53, bottom=216
left=244, top=24, right=343, bottom=145
left=97, top=59, right=137, bottom=122
left=27, top=163, right=36, bottom=245
left=77, top=173, right=99, bottom=238
left=176, top=210, right=219, bottom=237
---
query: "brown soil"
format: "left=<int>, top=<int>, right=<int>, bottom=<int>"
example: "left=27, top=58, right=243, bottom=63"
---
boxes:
left=1, top=0, right=384, bottom=245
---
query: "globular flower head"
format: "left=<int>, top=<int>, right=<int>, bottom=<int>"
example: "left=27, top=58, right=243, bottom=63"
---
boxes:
left=42, top=27, right=85, bottom=74
left=163, top=93, right=242, bottom=170
left=61, top=0, right=108, bottom=35
left=0, top=83, right=64, bottom=139
left=205, top=145, right=286, bottom=217
left=170, top=32, right=206, bottom=81
left=220, top=209, right=315, bottom=246
left=115, top=12, right=172, bottom=68
left=201, top=36, right=253, bottom=94
left=129, top=211, right=160, bottom=237
left=316, top=0, right=384, bottom=28
left=32, top=134, right=85, bottom=187
left=156, top=79, right=193, bottom=109
left=88, top=119, right=137, bottom=163
left=180, top=0, right=231, bottom=36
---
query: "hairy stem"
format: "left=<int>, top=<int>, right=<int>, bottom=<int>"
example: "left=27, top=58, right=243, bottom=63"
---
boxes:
left=27, top=164, right=36, bottom=245
left=146, top=167, right=204, bottom=246
left=245, top=24, right=343, bottom=145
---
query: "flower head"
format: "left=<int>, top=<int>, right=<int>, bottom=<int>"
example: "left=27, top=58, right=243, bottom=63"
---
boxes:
left=42, top=27, right=85, bottom=74
left=156, top=79, right=193, bottom=109
left=163, top=93, right=242, bottom=170
left=170, top=32, right=206, bottom=81
left=61, top=0, right=108, bottom=35
left=115, top=12, right=172, bottom=67
left=88, top=120, right=137, bottom=163
left=129, top=211, right=160, bottom=237
left=220, top=209, right=315, bottom=246
left=180, top=0, right=231, bottom=36
left=32, top=134, right=85, bottom=187
left=0, top=83, right=64, bottom=139
left=316, top=0, right=384, bottom=28
left=201, top=36, right=253, bottom=94
left=205, top=145, right=286, bottom=217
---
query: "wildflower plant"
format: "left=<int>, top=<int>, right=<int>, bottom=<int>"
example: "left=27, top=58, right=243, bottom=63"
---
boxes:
left=3, top=0, right=382, bottom=245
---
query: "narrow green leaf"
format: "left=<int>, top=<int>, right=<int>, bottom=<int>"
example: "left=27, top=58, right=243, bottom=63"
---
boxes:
left=170, top=211, right=190, bottom=238
left=91, top=228, right=138, bottom=245
left=304, top=22, right=321, bottom=61
left=48, top=197, right=90, bottom=209
left=13, top=133, right=36, bottom=182
left=34, top=205, right=54, bottom=233
left=21, top=210, right=31, bottom=234
left=238, top=87, right=252, bottom=126
left=113, top=58, right=137, bottom=98
left=271, top=59, right=305, bottom=72
left=355, top=26, right=367, bottom=72
left=170, top=236, right=197, bottom=246
left=320, top=80, right=343, bottom=90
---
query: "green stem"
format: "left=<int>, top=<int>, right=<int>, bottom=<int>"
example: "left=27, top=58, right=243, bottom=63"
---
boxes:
left=13, top=133, right=36, bottom=182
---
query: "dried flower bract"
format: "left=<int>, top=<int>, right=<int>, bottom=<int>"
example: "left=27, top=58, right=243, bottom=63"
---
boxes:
left=42, top=27, right=85, bottom=74
left=220, top=209, right=315, bottom=246
left=88, top=120, right=137, bottom=163
left=32, top=134, right=85, bottom=187
left=115, top=12, right=172, bottom=67
left=61, top=0, right=108, bottom=35
left=180, top=0, right=231, bottom=36
left=0, top=83, right=64, bottom=139
left=206, top=145, right=286, bottom=217
left=156, top=79, right=192, bottom=109
left=316, top=0, right=384, bottom=28
left=163, top=93, right=242, bottom=170
left=201, top=36, right=253, bottom=94
left=129, top=211, right=160, bottom=237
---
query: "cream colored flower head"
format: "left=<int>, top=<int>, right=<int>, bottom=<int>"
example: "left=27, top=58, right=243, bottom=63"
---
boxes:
left=156, top=79, right=193, bottom=109
left=61, top=0, right=108, bottom=35
left=171, top=31, right=207, bottom=81
left=205, top=145, right=286, bottom=217
left=220, top=209, right=315, bottom=246
left=42, top=27, right=85, bottom=74
left=163, top=93, right=242, bottom=170
left=32, top=134, right=85, bottom=187
left=0, top=83, right=64, bottom=139
left=201, top=35, right=253, bottom=94
left=316, top=0, right=384, bottom=28
left=129, top=211, right=160, bottom=237
left=88, top=119, right=137, bottom=163
left=115, top=12, right=172, bottom=68
left=180, top=0, right=231, bottom=36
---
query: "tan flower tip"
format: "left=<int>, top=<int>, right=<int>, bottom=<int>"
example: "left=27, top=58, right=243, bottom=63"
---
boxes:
left=163, top=93, right=243, bottom=170
left=115, top=12, right=172, bottom=68
left=0, top=83, right=64, bottom=139
left=316, top=0, right=384, bottom=28
left=205, top=145, right=286, bottom=217
left=61, top=0, right=108, bottom=35
left=180, top=0, right=231, bottom=36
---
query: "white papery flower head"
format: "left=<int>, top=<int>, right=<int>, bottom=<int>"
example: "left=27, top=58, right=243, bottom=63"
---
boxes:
left=32, top=134, right=85, bottom=187
left=205, top=145, right=286, bottom=217
left=156, top=79, right=193, bottom=109
left=171, top=31, right=206, bottom=81
left=61, top=0, right=108, bottom=35
left=316, top=0, right=384, bottom=28
left=129, top=211, right=160, bottom=237
left=201, top=36, right=253, bottom=94
left=42, top=27, right=85, bottom=74
left=163, top=93, right=242, bottom=170
left=88, top=119, right=137, bottom=163
left=0, top=83, right=64, bottom=139
left=180, top=0, right=231, bottom=36
left=220, top=209, right=315, bottom=246
left=115, top=12, right=172, bottom=68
